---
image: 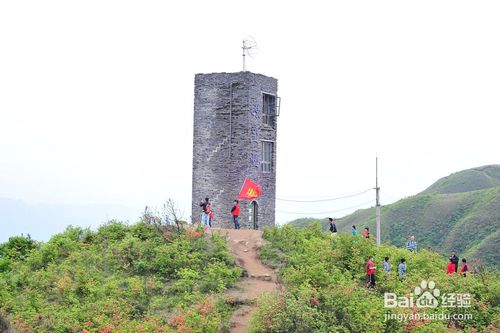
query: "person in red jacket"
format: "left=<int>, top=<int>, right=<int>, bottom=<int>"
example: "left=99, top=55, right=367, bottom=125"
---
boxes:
left=366, top=256, right=377, bottom=288
left=231, top=200, right=240, bottom=229
left=446, top=259, right=456, bottom=275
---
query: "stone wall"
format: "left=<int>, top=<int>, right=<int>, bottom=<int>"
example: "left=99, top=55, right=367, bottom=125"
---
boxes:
left=192, top=72, right=278, bottom=229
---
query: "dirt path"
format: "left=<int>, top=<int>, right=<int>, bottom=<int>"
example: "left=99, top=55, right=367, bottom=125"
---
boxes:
left=213, top=229, right=278, bottom=333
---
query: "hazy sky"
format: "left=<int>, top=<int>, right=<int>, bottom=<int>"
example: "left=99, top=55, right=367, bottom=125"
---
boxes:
left=1, top=1, right=499, bottom=238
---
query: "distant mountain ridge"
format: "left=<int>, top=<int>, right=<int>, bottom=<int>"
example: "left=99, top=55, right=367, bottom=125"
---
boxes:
left=288, top=165, right=500, bottom=269
left=421, top=165, right=500, bottom=195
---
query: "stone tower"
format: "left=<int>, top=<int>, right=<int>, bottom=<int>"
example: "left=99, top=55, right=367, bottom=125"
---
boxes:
left=192, top=72, right=279, bottom=229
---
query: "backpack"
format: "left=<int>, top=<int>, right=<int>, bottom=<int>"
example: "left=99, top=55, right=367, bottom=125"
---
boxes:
left=204, top=203, right=211, bottom=213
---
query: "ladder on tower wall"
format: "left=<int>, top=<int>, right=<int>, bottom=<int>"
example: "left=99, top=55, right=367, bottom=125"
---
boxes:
left=213, top=188, right=225, bottom=203
left=207, top=137, right=228, bottom=162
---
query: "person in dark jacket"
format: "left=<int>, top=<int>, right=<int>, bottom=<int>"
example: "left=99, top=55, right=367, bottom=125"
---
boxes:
left=450, top=250, right=459, bottom=273
left=459, top=258, right=469, bottom=277
left=230, top=200, right=240, bottom=229
left=199, top=197, right=211, bottom=228
left=328, top=218, right=337, bottom=236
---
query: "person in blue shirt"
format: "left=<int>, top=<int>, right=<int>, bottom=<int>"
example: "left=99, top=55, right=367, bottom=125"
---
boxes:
left=398, top=258, right=407, bottom=278
left=407, top=235, right=417, bottom=252
left=383, top=256, right=392, bottom=272
left=352, top=225, right=358, bottom=236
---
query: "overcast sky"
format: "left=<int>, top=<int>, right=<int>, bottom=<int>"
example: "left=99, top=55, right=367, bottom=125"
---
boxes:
left=1, top=1, right=499, bottom=239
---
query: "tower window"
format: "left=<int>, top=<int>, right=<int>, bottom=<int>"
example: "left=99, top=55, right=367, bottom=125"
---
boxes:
left=262, top=93, right=276, bottom=128
left=261, top=141, right=274, bottom=172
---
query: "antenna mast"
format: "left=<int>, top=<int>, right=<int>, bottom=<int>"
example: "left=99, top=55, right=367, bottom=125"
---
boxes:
left=242, top=40, right=247, bottom=71
left=241, top=38, right=257, bottom=72
left=375, top=157, right=381, bottom=245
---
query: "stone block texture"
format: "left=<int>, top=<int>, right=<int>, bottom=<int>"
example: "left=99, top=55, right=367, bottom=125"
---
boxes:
left=192, top=72, right=278, bottom=229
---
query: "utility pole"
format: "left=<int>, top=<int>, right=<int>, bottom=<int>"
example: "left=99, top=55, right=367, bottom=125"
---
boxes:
left=375, top=157, right=381, bottom=245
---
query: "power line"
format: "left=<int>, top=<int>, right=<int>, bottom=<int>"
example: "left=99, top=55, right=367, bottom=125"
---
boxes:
left=276, top=199, right=374, bottom=215
left=276, top=188, right=373, bottom=203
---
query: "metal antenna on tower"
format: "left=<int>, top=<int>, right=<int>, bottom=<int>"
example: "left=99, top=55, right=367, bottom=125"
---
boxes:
left=242, top=37, right=258, bottom=71
left=375, top=157, right=381, bottom=245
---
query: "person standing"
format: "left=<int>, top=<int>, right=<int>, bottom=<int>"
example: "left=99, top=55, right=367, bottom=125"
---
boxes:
left=398, top=258, right=407, bottom=278
left=471, top=259, right=479, bottom=275
left=366, top=256, right=377, bottom=288
left=458, top=258, right=469, bottom=277
left=231, top=200, right=240, bottom=229
left=450, top=250, right=459, bottom=273
left=352, top=225, right=358, bottom=236
left=383, top=257, right=392, bottom=272
left=446, top=258, right=456, bottom=275
left=328, top=218, right=337, bottom=236
left=199, top=197, right=211, bottom=229
left=406, top=235, right=417, bottom=253
left=363, top=227, right=370, bottom=239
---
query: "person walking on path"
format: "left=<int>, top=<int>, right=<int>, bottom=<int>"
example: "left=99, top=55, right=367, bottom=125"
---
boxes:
left=406, top=235, right=417, bottom=253
left=366, top=256, right=377, bottom=288
left=199, top=197, right=211, bottom=229
left=328, top=218, right=337, bottom=236
left=230, top=200, right=241, bottom=229
left=383, top=257, right=392, bottom=272
left=446, top=258, right=456, bottom=275
left=459, top=258, right=470, bottom=277
left=450, top=250, right=459, bottom=273
left=472, top=259, right=479, bottom=275
left=363, top=227, right=370, bottom=239
left=352, top=225, right=358, bottom=236
left=398, top=258, right=407, bottom=278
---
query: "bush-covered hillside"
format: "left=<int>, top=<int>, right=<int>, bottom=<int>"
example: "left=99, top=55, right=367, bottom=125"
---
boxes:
left=0, top=221, right=242, bottom=333
left=251, top=224, right=499, bottom=333
left=422, top=165, right=500, bottom=195
left=288, top=165, right=500, bottom=269
left=338, top=187, right=500, bottom=269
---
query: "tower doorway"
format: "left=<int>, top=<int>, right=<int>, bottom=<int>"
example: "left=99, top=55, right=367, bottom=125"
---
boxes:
left=251, top=201, right=258, bottom=230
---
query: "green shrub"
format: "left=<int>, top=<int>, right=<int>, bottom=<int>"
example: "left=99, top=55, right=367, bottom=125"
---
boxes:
left=0, top=235, right=37, bottom=262
left=0, top=222, right=241, bottom=333
left=253, top=225, right=499, bottom=332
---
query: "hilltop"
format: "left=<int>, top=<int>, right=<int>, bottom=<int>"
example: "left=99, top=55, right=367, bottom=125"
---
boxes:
left=421, top=165, right=500, bottom=195
left=288, top=165, right=500, bottom=269
left=0, top=222, right=242, bottom=332
left=1, top=220, right=498, bottom=332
